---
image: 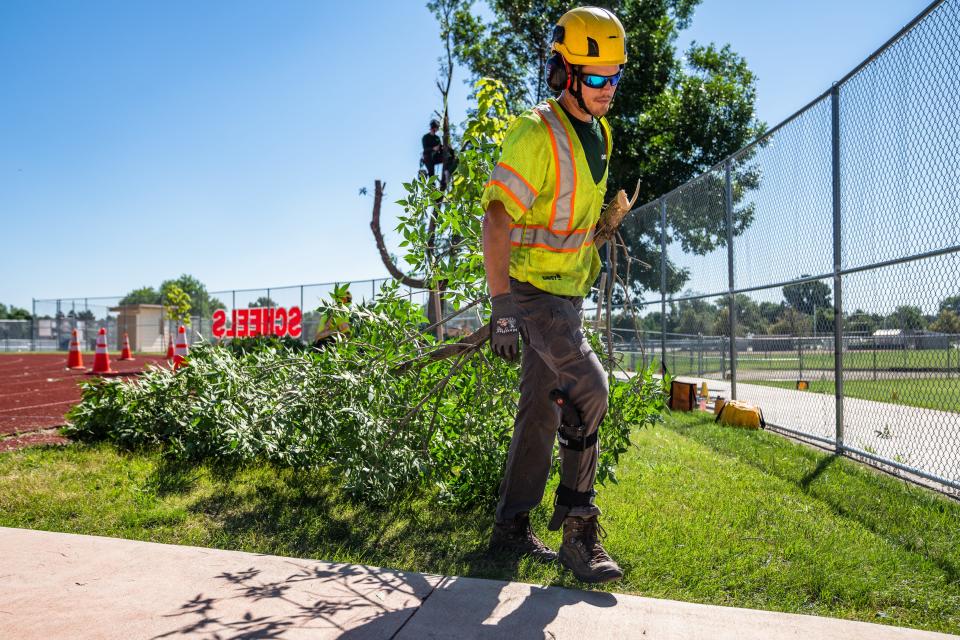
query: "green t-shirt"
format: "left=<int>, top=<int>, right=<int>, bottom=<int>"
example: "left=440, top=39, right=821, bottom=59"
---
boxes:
left=558, top=102, right=607, bottom=184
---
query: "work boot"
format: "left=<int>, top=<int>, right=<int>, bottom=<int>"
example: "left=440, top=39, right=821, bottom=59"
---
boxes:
left=558, top=516, right=623, bottom=583
left=489, top=512, right=558, bottom=562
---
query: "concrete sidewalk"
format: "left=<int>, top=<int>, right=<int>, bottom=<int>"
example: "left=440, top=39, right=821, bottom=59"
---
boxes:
left=1, top=528, right=956, bottom=639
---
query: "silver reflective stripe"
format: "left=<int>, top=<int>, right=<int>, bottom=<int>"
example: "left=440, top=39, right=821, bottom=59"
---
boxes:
left=510, top=226, right=595, bottom=252
left=534, top=103, right=576, bottom=231
left=488, top=163, right=537, bottom=210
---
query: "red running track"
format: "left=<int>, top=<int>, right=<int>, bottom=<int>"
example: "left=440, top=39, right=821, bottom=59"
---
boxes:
left=0, top=353, right=169, bottom=448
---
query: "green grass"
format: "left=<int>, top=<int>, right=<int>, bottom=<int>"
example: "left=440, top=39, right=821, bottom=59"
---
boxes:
left=749, top=378, right=960, bottom=413
left=1, top=414, right=959, bottom=633
left=621, top=348, right=960, bottom=377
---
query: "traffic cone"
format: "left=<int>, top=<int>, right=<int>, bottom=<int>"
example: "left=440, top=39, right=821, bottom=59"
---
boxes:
left=119, top=333, right=135, bottom=361
left=166, top=333, right=175, bottom=360
left=173, top=325, right=188, bottom=370
left=66, top=329, right=85, bottom=370
left=88, top=327, right=118, bottom=375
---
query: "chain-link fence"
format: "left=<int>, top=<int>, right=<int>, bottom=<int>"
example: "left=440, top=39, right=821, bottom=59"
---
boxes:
left=23, top=277, right=470, bottom=354
left=606, top=0, right=960, bottom=493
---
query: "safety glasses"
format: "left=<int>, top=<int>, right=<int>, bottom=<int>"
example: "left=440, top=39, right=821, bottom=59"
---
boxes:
left=581, top=70, right=622, bottom=89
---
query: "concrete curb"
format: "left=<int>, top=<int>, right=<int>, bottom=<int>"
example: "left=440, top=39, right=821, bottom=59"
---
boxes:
left=0, top=527, right=955, bottom=639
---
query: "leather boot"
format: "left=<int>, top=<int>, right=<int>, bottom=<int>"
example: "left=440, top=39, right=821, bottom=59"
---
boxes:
left=489, top=512, right=558, bottom=562
left=558, top=515, right=623, bottom=583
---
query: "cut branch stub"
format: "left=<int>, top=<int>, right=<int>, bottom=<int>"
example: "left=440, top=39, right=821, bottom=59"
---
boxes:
left=595, top=179, right=642, bottom=248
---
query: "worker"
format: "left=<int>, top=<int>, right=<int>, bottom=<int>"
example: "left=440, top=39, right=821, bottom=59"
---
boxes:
left=481, top=7, right=627, bottom=583
left=421, top=119, right=444, bottom=178
left=313, top=289, right=352, bottom=348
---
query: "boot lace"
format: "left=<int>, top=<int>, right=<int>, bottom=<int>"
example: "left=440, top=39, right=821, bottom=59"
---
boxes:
left=581, top=518, right=613, bottom=564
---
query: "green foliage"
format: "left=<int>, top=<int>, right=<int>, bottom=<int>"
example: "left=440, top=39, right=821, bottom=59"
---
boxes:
left=782, top=277, right=832, bottom=315
left=162, top=284, right=192, bottom=326
left=0, top=303, right=32, bottom=320
left=889, top=305, right=927, bottom=331
left=66, top=284, right=666, bottom=507
left=119, top=286, right=162, bottom=306
left=160, top=274, right=223, bottom=317
left=930, top=309, right=960, bottom=335
left=249, top=296, right=277, bottom=308
left=395, top=78, right=510, bottom=305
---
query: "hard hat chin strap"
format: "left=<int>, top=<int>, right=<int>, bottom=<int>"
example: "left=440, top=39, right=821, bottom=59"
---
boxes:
left=570, top=67, right=599, bottom=119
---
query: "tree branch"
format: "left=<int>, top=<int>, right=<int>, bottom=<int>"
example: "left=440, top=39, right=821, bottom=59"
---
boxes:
left=370, top=179, right=427, bottom=289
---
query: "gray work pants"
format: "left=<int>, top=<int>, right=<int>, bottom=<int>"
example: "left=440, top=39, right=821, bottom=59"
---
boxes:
left=494, top=280, right=609, bottom=523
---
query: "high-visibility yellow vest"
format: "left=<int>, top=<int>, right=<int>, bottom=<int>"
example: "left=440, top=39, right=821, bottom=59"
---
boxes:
left=481, top=98, right=611, bottom=297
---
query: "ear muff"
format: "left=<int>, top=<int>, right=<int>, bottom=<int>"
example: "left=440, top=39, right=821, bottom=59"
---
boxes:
left=545, top=53, right=571, bottom=93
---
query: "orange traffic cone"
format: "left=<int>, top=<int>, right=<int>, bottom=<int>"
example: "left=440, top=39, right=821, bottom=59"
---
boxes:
left=88, top=327, right=118, bottom=375
left=119, top=333, right=135, bottom=361
left=166, top=333, right=175, bottom=360
left=66, top=329, right=85, bottom=370
left=173, top=325, right=188, bottom=370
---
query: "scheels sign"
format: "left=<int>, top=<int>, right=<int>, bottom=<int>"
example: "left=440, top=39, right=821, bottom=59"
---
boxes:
left=212, top=306, right=303, bottom=339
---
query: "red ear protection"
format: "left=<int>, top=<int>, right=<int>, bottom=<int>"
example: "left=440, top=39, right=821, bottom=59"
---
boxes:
left=545, top=53, right=571, bottom=93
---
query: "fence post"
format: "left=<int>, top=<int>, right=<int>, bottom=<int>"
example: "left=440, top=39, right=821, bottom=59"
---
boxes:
left=300, top=285, right=304, bottom=315
left=725, top=159, right=737, bottom=399
left=831, top=83, right=844, bottom=452
left=660, top=198, right=667, bottom=374
left=31, top=298, right=36, bottom=351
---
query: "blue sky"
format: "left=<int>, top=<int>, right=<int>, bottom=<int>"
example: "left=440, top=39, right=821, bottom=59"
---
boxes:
left=0, top=0, right=935, bottom=311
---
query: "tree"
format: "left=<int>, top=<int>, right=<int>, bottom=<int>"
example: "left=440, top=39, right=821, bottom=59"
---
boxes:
left=930, top=309, right=960, bottom=335
left=758, top=301, right=783, bottom=326
left=769, top=307, right=811, bottom=336
left=846, top=309, right=881, bottom=335
left=888, top=305, right=926, bottom=331
left=0, top=303, right=31, bottom=320
left=119, top=286, right=161, bottom=306
left=250, top=297, right=277, bottom=308
left=782, top=278, right=831, bottom=315
left=163, top=284, right=192, bottom=327
left=159, top=275, right=220, bottom=318
left=443, top=0, right=763, bottom=296
left=939, top=295, right=960, bottom=316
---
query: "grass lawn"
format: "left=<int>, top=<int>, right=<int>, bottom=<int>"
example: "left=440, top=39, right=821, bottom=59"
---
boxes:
left=623, top=348, right=960, bottom=377
left=1, top=413, right=959, bottom=633
left=750, top=378, right=960, bottom=413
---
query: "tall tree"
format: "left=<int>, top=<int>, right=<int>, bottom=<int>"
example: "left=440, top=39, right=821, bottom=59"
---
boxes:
left=782, top=278, right=831, bottom=315
left=119, top=286, right=161, bottom=306
left=443, top=0, right=763, bottom=296
left=159, top=274, right=224, bottom=318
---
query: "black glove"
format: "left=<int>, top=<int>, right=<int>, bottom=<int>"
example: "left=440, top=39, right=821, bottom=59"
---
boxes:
left=490, top=293, right=522, bottom=362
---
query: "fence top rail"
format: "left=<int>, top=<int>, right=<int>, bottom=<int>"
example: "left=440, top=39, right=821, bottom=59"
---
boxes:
left=35, top=275, right=398, bottom=304
left=628, top=0, right=945, bottom=216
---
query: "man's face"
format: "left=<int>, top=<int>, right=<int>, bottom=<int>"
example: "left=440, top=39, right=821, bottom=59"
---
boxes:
left=580, top=64, right=621, bottom=117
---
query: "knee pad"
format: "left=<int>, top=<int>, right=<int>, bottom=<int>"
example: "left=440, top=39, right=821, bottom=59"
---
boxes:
left=547, top=389, right=599, bottom=530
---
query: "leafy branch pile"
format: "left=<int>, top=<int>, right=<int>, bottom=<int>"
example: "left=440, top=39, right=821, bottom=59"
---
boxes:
left=65, top=79, right=666, bottom=508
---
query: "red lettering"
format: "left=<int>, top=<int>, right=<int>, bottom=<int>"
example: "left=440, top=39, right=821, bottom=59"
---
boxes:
left=249, top=308, right=262, bottom=337
left=287, top=306, right=302, bottom=338
left=227, top=309, right=237, bottom=338
left=275, top=307, right=288, bottom=336
left=237, top=309, right=249, bottom=337
left=264, top=307, right=275, bottom=335
left=212, top=310, right=226, bottom=338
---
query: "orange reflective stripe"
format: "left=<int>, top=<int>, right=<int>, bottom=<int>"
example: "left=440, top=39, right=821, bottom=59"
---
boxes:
left=486, top=162, right=538, bottom=211
left=486, top=179, right=528, bottom=211
left=533, top=102, right=577, bottom=232
left=510, top=225, right=595, bottom=252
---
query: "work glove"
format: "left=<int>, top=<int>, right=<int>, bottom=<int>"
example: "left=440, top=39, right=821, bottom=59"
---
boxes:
left=489, top=293, right=522, bottom=362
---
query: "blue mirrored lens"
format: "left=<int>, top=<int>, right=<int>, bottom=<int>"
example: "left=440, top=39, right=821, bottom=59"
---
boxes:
left=582, top=72, right=621, bottom=88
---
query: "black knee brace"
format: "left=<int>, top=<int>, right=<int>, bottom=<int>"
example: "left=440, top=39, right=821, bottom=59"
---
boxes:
left=547, top=389, right=599, bottom=530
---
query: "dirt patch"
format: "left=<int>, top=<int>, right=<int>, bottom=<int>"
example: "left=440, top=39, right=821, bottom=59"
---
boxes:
left=0, top=353, right=168, bottom=450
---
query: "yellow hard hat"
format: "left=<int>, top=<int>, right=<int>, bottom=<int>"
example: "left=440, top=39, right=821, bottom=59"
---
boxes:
left=552, top=7, right=627, bottom=66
